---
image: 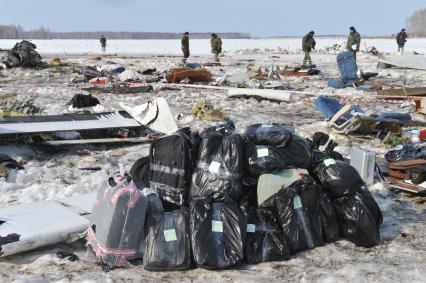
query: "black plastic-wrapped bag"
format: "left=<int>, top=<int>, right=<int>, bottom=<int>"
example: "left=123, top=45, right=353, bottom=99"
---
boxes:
left=190, top=134, right=244, bottom=202
left=318, top=190, right=340, bottom=242
left=244, top=207, right=290, bottom=264
left=307, top=132, right=344, bottom=166
left=333, top=186, right=382, bottom=247
left=312, top=159, right=364, bottom=198
left=242, top=123, right=294, bottom=148
left=200, top=120, right=236, bottom=139
left=130, top=156, right=150, bottom=189
left=247, top=136, right=311, bottom=175
left=144, top=209, right=192, bottom=271
left=190, top=197, right=245, bottom=269
left=261, top=176, right=324, bottom=254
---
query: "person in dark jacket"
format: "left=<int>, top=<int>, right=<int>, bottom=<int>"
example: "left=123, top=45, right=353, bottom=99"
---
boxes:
left=210, top=33, right=222, bottom=62
left=302, top=31, right=316, bottom=67
left=100, top=35, right=107, bottom=52
left=347, top=26, right=361, bottom=59
left=181, top=32, right=190, bottom=62
left=396, top=29, right=408, bottom=54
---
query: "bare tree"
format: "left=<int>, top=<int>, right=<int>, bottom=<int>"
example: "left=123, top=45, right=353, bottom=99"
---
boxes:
left=407, top=8, right=426, bottom=37
left=0, top=25, right=251, bottom=40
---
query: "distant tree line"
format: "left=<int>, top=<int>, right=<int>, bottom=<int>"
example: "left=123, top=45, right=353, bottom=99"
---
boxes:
left=407, top=8, right=426, bottom=37
left=0, top=25, right=251, bottom=39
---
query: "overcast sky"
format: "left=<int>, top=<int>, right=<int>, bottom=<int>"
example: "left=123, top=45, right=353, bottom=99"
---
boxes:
left=0, top=0, right=424, bottom=36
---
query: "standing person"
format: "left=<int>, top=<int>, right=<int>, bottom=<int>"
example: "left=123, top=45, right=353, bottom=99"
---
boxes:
left=181, top=32, right=190, bottom=63
left=396, top=28, right=408, bottom=54
left=100, top=35, right=107, bottom=52
left=346, top=26, right=361, bottom=59
left=210, top=33, right=222, bottom=62
left=302, top=31, right=316, bottom=67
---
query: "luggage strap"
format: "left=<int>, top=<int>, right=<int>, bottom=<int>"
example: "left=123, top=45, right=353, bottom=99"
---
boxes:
left=150, top=163, right=186, bottom=177
left=87, top=229, right=137, bottom=257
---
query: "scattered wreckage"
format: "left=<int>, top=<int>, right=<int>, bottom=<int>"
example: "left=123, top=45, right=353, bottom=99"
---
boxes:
left=0, top=40, right=43, bottom=69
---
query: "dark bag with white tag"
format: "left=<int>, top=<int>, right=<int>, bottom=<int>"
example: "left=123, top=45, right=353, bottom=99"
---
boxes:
left=149, top=130, right=199, bottom=210
left=144, top=209, right=192, bottom=271
left=261, top=175, right=324, bottom=254
left=244, top=207, right=290, bottom=264
left=312, top=159, right=364, bottom=198
left=246, top=135, right=312, bottom=175
left=190, top=196, right=246, bottom=269
left=333, top=186, right=382, bottom=247
left=190, top=133, right=245, bottom=203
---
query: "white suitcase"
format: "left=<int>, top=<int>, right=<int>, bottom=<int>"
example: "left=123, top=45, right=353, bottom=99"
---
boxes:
left=350, top=146, right=376, bottom=185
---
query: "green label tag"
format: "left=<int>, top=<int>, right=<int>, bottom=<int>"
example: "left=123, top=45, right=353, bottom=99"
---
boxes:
left=209, top=161, right=221, bottom=173
left=324, top=159, right=336, bottom=167
left=247, top=224, right=256, bottom=233
left=257, top=148, right=269, bottom=158
left=293, top=196, right=303, bottom=209
left=163, top=229, right=177, bottom=242
left=212, top=220, right=223, bottom=233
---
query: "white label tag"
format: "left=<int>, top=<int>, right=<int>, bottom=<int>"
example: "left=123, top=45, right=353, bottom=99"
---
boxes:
left=212, top=220, right=223, bottom=233
left=293, top=196, right=303, bottom=209
left=257, top=148, right=269, bottom=158
left=163, top=229, right=177, bottom=242
left=261, top=124, right=273, bottom=128
left=247, top=224, right=256, bottom=233
left=209, top=161, right=221, bottom=173
left=324, top=159, right=336, bottom=167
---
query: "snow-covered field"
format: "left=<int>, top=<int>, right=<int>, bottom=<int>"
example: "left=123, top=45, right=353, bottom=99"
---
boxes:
left=0, top=45, right=425, bottom=282
left=0, top=37, right=426, bottom=55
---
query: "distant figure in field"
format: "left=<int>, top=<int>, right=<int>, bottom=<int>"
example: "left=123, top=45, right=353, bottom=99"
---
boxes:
left=347, top=26, right=361, bottom=59
left=181, top=32, right=190, bottom=63
left=100, top=35, right=107, bottom=52
left=302, top=31, right=316, bottom=67
left=396, top=28, right=408, bottom=54
left=210, top=33, right=222, bottom=62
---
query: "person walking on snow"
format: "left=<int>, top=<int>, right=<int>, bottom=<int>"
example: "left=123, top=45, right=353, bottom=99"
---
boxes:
left=347, top=26, right=361, bottom=59
left=181, top=32, right=190, bottom=63
left=210, top=33, right=222, bottom=62
left=302, top=31, right=316, bottom=67
left=396, top=28, right=407, bottom=54
left=100, top=35, right=107, bottom=52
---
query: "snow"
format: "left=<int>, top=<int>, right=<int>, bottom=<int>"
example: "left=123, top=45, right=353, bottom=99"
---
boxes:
left=0, top=44, right=425, bottom=282
left=0, top=38, right=426, bottom=55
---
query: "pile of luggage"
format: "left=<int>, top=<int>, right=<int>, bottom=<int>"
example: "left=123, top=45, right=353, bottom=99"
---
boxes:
left=87, top=122, right=383, bottom=271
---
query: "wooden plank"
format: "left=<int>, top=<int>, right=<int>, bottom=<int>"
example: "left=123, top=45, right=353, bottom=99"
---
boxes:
left=386, top=176, right=426, bottom=194
left=387, top=169, right=407, bottom=180
left=389, top=159, right=426, bottom=170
